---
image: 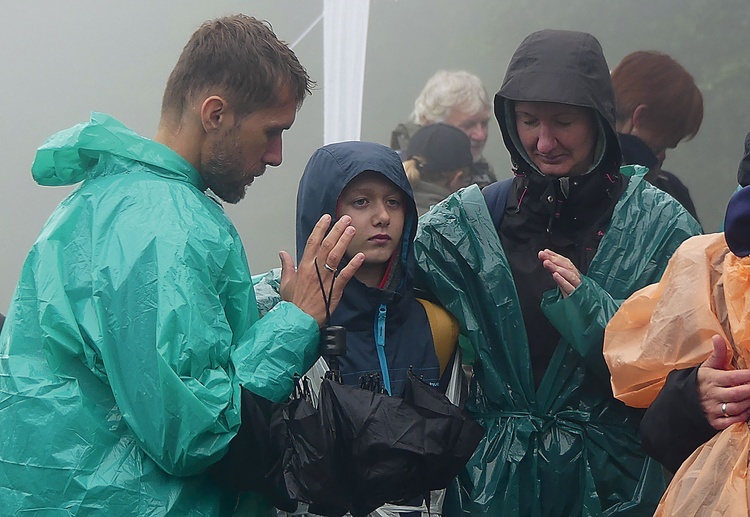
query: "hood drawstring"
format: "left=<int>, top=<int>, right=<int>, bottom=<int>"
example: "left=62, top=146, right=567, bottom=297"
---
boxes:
left=549, top=199, right=564, bottom=234
left=513, top=168, right=529, bottom=214
left=547, top=177, right=571, bottom=232
left=516, top=187, right=528, bottom=214
left=604, top=172, right=618, bottom=199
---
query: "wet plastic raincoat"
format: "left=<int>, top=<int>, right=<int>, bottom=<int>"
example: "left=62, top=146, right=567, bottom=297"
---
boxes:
left=413, top=29, right=702, bottom=516
left=604, top=232, right=750, bottom=516
left=0, top=113, right=320, bottom=516
left=414, top=177, right=700, bottom=516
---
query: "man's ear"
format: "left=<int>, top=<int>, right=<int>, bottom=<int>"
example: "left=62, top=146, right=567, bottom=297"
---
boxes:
left=199, top=96, right=231, bottom=133
left=631, top=104, right=649, bottom=130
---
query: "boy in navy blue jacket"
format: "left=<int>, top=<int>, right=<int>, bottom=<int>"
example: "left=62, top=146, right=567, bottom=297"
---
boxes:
left=255, top=141, right=462, bottom=516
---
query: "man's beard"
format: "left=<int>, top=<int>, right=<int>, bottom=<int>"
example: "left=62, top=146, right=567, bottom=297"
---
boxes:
left=201, top=134, right=255, bottom=204
left=202, top=157, right=248, bottom=204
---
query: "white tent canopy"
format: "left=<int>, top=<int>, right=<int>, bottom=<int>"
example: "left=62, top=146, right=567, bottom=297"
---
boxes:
left=293, top=0, right=371, bottom=144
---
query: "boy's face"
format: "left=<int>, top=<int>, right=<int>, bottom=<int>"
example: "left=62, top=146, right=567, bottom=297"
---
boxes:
left=337, top=171, right=406, bottom=269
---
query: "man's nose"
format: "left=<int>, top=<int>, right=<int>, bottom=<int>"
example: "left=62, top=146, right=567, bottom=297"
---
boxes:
left=263, top=136, right=283, bottom=167
left=468, top=124, right=488, bottom=143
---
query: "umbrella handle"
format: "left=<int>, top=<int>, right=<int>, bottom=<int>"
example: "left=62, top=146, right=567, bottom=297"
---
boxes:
left=320, top=326, right=347, bottom=383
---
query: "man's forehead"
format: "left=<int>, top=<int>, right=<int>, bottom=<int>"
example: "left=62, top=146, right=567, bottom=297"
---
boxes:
left=446, top=106, right=490, bottom=124
left=248, top=95, right=297, bottom=127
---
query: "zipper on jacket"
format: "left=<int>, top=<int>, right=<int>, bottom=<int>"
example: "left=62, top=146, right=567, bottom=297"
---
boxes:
left=374, top=303, right=391, bottom=395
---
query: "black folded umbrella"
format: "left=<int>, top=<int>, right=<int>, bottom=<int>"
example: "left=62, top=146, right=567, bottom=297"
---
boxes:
left=211, top=385, right=297, bottom=512
left=215, top=314, right=484, bottom=516
left=278, top=370, right=485, bottom=517
left=270, top=384, right=344, bottom=513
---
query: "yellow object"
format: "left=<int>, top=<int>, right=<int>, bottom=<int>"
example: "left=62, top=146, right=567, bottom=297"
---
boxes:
left=417, top=298, right=459, bottom=375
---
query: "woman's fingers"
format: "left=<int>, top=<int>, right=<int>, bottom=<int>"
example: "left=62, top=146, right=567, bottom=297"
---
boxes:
left=539, top=249, right=581, bottom=296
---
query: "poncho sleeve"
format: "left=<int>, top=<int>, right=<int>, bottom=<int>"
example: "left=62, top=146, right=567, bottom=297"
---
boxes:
left=81, top=182, right=317, bottom=477
left=603, top=233, right=730, bottom=408
left=542, top=276, right=621, bottom=383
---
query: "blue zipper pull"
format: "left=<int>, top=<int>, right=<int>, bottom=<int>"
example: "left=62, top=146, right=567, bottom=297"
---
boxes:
left=374, top=303, right=391, bottom=395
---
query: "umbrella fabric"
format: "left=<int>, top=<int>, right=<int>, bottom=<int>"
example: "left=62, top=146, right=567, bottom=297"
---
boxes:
left=211, top=387, right=297, bottom=512
left=401, top=371, right=483, bottom=488
left=280, top=370, right=484, bottom=517
left=272, top=389, right=344, bottom=513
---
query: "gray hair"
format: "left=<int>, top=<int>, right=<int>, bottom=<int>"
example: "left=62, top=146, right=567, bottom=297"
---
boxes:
left=410, top=70, right=491, bottom=125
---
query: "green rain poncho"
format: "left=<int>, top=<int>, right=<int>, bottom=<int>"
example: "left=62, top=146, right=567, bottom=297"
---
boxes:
left=413, top=173, right=701, bottom=515
left=0, top=113, right=319, bottom=516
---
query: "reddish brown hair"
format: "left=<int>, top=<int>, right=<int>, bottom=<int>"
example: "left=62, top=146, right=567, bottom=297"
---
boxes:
left=612, top=51, right=703, bottom=143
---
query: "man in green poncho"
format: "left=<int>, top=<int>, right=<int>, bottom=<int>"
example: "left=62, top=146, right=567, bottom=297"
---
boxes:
left=413, top=29, right=702, bottom=515
left=0, top=15, right=363, bottom=516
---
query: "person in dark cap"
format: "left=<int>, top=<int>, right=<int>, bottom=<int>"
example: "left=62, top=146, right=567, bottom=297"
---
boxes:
left=390, top=70, right=497, bottom=188
left=412, top=28, right=701, bottom=515
left=402, top=123, right=473, bottom=215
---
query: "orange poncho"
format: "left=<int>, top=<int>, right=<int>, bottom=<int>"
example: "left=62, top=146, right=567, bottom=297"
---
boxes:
left=604, top=233, right=750, bottom=516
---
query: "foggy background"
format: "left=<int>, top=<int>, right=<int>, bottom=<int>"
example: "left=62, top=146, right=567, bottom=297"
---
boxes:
left=2, top=0, right=748, bottom=310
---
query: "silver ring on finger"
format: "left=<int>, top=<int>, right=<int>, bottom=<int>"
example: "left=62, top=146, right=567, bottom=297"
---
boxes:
left=722, top=401, right=730, bottom=418
left=324, top=262, right=336, bottom=273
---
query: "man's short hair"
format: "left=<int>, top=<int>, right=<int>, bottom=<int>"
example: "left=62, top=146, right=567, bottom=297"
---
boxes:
left=410, top=70, right=490, bottom=125
left=161, top=14, right=313, bottom=120
left=612, top=51, right=703, bottom=144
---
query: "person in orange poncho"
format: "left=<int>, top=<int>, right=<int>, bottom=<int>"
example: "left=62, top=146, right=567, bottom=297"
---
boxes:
left=604, top=184, right=750, bottom=515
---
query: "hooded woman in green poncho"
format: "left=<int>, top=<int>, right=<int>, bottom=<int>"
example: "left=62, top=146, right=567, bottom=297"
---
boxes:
left=413, top=29, right=702, bottom=516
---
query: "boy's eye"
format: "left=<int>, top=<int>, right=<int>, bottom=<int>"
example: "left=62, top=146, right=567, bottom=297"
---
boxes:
left=386, top=198, right=401, bottom=207
left=352, top=198, right=368, bottom=206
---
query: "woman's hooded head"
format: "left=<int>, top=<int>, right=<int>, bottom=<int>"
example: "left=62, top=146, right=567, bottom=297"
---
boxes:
left=495, top=29, right=622, bottom=176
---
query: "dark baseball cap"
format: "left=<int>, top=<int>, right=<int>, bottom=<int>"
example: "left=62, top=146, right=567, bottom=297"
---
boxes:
left=406, top=123, right=473, bottom=177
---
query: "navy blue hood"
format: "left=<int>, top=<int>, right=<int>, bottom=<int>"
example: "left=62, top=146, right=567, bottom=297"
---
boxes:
left=295, top=142, right=440, bottom=396
left=296, top=141, right=418, bottom=293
